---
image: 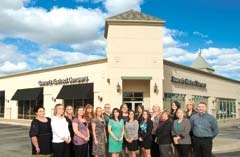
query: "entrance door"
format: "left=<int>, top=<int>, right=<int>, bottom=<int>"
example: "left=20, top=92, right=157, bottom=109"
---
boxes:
left=124, top=101, right=143, bottom=112
left=123, top=92, right=143, bottom=112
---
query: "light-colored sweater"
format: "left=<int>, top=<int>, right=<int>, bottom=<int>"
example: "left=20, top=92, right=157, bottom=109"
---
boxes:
left=51, top=116, right=70, bottom=143
left=125, top=120, right=139, bottom=140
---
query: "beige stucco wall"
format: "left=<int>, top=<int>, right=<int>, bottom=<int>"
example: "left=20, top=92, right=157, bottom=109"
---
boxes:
left=163, top=63, right=240, bottom=118
left=0, top=60, right=108, bottom=119
left=106, top=24, right=164, bottom=109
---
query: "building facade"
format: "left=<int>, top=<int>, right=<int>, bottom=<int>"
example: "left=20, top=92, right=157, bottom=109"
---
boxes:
left=0, top=10, right=239, bottom=125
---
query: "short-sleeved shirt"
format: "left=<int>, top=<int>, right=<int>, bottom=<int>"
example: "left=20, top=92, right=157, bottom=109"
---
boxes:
left=72, top=118, right=89, bottom=145
left=29, top=117, right=52, bottom=155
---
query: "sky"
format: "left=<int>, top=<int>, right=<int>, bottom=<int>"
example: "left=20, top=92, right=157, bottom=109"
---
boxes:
left=0, top=0, right=240, bottom=80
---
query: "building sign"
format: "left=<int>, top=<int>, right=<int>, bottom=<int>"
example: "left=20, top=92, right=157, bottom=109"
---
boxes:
left=171, top=76, right=207, bottom=88
left=38, top=76, right=89, bottom=86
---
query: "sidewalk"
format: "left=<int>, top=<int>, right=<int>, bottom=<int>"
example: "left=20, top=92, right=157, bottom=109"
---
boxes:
left=213, top=137, right=240, bottom=154
left=1, top=118, right=240, bottom=155
left=0, top=118, right=31, bottom=126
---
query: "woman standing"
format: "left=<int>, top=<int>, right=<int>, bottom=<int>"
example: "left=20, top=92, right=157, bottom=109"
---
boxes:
left=138, top=110, right=153, bottom=157
left=151, top=105, right=161, bottom=157
left=92, top=107, right=107, bottom=157
left=170, top=101, right=181, bottom=121
left=135, top=104, right=144, bottom=124
left=72, top=107, right=90, bottom=157
left=185, top=101, right=197, bottom=119
left=65, top=105, right=75, bottom=157
left=156, top=110, right=173, bottom=157
left=29, top=106, right=52, bottom=156
left=185, top=101, right=197, bottom=157
left=84, top=104, right=94, bottom=157
left=120, top=103, right=129, bottom=157
left=108, top=108, right=124, bottom=157
left=172, top=108, right=191, bottom=157
left=124, top=110, right=139, bottom=157
left=51, top=104, right=71, bottom=157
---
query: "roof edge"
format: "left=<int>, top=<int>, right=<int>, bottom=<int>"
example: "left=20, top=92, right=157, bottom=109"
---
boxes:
left=164, top=59, right=240, bottom=84
left=0, top=58, right=108, bottom=79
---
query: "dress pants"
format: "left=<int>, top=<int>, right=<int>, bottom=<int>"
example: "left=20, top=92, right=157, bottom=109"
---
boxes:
left=192, top=136, right=212, bottom=157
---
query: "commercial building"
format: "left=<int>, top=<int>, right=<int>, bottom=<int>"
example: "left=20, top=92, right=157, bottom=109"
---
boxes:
left=0, top=10, right=239, bottom=125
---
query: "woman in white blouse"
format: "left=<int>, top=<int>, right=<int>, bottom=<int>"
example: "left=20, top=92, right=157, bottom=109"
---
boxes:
left=51, top=104, right=71, bottom=157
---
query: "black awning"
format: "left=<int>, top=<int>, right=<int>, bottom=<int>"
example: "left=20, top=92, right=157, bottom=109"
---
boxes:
left=56, top=83, right=93, bottom=99
left=11, top=87, right=43, bottom=100
left=0, top=91, right=5, bottom=99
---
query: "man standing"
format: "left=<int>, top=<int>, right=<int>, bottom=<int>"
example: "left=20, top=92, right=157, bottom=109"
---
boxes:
left=190, top=102, right=219, bottom=157
left=103, top=103, right=111, bottom=157
left=103, top=103, right=111, bottom=124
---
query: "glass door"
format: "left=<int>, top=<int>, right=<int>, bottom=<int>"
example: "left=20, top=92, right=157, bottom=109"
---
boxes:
left=123, top=101, right=143, bottom=113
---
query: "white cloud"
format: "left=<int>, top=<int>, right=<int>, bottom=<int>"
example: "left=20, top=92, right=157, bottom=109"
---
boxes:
left=163, top=28, right=240, bottom=80
left=0, top=0, right=239, bottom=80
left=205, top=40, right=213, bottom=45
left=0, top=61, right=28, bottom=73
left=104, top=0, right=143, bottom=15
left=163, top=47, right=195, bottom=62
left=75, top=0, right=89, bottom=2
left=30, top=48, right=104, bottom=66
left=0, top=4, right=106, bottom=45
left=193, top=31, right=208, bottom=38
left=0, top=43, right=28, bottom=74
left=71, top=36, right=106, bottom=54
left=163, top=27, right=188, bottom=48
left=0, top=0, right=26, bottom=10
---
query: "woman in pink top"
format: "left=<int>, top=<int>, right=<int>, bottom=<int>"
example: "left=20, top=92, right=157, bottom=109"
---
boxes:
left=72, top=106, right=90, bottom=157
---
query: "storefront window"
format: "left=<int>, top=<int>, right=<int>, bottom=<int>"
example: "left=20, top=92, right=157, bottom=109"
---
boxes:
left=0, top=98, right=4, bottom=118
left=0, top=102, right=4, bottom=117
left=192, top=95, right=208, bottom=110
left=18, top=100, right=43, bottom=119
left=123, top=92, right=144, bottom=111
left=216, top=98, right=236, bottom=119
left=163, top=93, right=186, bottom=111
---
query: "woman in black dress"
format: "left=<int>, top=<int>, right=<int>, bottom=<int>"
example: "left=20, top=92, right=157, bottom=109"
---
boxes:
left=138, top=110, right=153, bottom=157
left=29, top=105, right=52, bottom=156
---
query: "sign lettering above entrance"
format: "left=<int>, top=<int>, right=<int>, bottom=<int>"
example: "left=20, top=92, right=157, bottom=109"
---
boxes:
left=171, top=76, right=207, bottom=88
left=38, top=76, right=89, bottom=86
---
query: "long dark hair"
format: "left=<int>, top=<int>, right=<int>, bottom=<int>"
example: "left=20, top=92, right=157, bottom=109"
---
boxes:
left=128, top=110, right=135, bottom=121
left=120, top=103, right=128, bottom=115
left=171, top=101, right=181, bottom=113
left=141, top=110, right=151, bottom=123
left=111, top=108, right=121, bottom=121
left=136, top=104, right=144, bottom=114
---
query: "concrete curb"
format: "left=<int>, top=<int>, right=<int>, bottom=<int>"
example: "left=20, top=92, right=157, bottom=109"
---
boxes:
left=213, top=137, right=240, bottom=154
left=0, top=118, right=31, bottom=126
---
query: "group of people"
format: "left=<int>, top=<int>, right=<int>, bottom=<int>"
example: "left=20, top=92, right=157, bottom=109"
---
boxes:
left=29, top=101, right=219, bottom=157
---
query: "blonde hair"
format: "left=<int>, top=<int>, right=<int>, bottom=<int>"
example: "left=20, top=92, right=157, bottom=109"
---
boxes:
left=186, top=100, right=195, bottom=111
left=53, top=104, right=64, bottom=116
left=176, top=108, right=186, bottom=117
left=94, top=107, right=103, bottom=118
left=75, top=106, right=85, bottom=118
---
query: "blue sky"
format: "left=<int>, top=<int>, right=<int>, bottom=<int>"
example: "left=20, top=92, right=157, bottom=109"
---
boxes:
left=0, top=0, right=240, bottom=80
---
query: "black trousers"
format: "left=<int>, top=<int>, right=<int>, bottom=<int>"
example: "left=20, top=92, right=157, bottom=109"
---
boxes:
left=151, top=135, right=160, bottom=157
left=74, top=143, right=88, bottom=157
left=52, top=142, right=70, bottom=157
left=176, top=144, right=191, bottom=157
left=159, top=144, right=173, bottom=157
left=192, top=136, right=212, bottom=157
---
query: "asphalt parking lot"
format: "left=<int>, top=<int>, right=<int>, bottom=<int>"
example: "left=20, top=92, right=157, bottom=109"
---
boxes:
left=0, top=123, right=31, bottom=157
left=0, top=123, right=240, bottom=157
left=214, top=126, right=240, bottom=157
